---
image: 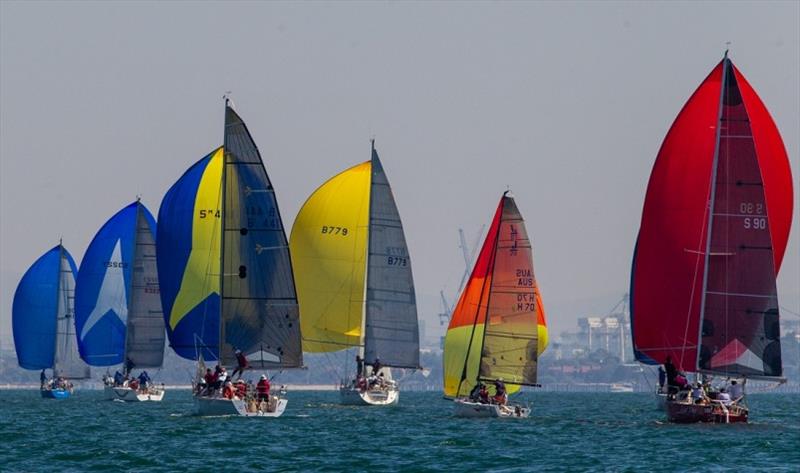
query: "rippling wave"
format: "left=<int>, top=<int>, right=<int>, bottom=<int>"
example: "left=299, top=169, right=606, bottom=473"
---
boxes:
left=0, top=390, right=797, bottom=472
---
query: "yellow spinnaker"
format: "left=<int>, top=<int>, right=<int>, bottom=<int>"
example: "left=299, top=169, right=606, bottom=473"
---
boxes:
left=290, top=161, right=371, bottom=352
left=169, top=148, right=223, bottom=330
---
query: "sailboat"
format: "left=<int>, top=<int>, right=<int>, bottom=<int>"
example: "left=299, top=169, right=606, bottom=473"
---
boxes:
left=631, top=52, right=793, bottom=423
left=443, top=192, right=548, bottom=418
left=157, top=100, right=302, bottom=417
left=74, top=200, right=166, bottom=402
left=13, top=243, right=91, bottom=398
left=290, top=140, right=420, bottom=406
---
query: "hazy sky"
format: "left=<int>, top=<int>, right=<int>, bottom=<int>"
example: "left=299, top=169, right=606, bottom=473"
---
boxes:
left=1, top=1, right=798, bottom=348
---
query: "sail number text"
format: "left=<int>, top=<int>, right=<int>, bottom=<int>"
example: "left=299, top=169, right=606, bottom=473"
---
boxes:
left=321, top=226, right=349, bottom=236
left=516, top=292, right=537, bottom=311
left=387, top=246, right=407, bottom=266
left=739, top=202, right=766, bottom=230
left=199, top=209, right=221, bottom=219
left=516, top=269, right=533, bottom=287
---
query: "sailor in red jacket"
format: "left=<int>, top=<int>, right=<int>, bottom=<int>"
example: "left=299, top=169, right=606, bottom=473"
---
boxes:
left=222, top=381, right=235, bottom=400
left=231, top=349, right=249, bottom=380
left=256, top=374, right=270, bottom=401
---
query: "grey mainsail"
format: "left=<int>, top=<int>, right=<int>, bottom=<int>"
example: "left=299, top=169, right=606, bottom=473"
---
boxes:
left=220, top=104, right=302, bottom=369
left=363, top=145, right=420, bottom=369
left=124, top=205, right=166, bottom=368
left=54, top=248, right=90, bottom=379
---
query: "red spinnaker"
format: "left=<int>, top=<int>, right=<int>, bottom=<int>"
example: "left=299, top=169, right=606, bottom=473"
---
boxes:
left=631, top=56, right=793, bottom=376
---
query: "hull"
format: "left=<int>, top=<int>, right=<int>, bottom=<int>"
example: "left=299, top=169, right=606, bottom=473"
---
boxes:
left=339, top=385, right=399, bottom=406
left=453, top=399, right=530, bottom=418
left=666, top=400, right=748, bottom=424
left=104, top=385, right=165, bottom=402
left=194, top=395, right=287, bottom=417
left=655, top=392, right=668, bottom=411
left=41, top=388, right=71, bottom=399
left=654, top=386, right=669, bottom=411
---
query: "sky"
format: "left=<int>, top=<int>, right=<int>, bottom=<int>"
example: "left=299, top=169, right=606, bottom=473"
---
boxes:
left=1, top=1, right=798, bottom=349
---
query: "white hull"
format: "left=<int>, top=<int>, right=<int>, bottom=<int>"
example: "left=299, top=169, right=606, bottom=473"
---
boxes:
left=104, top=385, right=165, bottom=402
left=339, top=385, right=399, bottom=406
left=453, top=399, right=530, bottom=418
left=194, top=395, right=287, bottom=417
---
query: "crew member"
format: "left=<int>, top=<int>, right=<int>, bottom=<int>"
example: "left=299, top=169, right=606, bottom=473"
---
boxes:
left=256, top=374, right=270, bottom=401
left=231, top=349, right=249, bottom=380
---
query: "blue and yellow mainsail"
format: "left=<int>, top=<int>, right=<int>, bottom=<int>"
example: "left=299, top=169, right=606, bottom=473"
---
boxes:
left=13, top=244, right=90, bottom=378
left=158, top=103, right=302, bottom=369
left=74, top=201, right=164, bottom=367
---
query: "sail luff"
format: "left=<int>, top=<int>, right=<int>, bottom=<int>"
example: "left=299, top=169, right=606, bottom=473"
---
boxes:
left=52, top=244, right=65, bottom=374
left=472, top=199, right=503, bottom=388
left=695, top=54, right=730, bottom=373
left=218, top=102, right=229, bottom=366
left=122, top=205, right=137, bottom=362
left=443, top=198, right=504, bottom=398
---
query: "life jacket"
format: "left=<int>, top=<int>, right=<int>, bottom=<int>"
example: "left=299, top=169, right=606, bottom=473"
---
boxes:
left=222, top=386, right=235, bottom=399
left=236, top=384, right=247, bottom=397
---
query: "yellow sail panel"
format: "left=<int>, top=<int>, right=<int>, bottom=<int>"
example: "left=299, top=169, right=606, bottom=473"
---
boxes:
left=536, top=289, right=548, bottom=355
left=290, top=161, right=371, bottom=352
left=443, top=323, right=485, bottom=398
left=169, top=148, right=224, bottom=330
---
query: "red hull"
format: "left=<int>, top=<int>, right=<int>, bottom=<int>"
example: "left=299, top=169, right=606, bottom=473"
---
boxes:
left=666, top=401, right=748, bottom=424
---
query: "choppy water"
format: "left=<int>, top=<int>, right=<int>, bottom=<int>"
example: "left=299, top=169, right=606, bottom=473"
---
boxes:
left=0, top=390, right=797, bottom=472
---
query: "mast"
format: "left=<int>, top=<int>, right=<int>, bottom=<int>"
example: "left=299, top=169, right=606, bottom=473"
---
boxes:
left=218, top=96, right=229, bottom=365
left=52, top=241, right=64, bottom=376
left=456, top=197, right=503, bottom=395
left=694, top=51, right=729, bottom=373
left=358, top=140, right=376, bottom=360
left=122, top=199, right=140, bottom=362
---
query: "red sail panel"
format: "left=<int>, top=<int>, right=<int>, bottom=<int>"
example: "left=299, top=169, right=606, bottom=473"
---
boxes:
left=631, top=63, right=723, bottom=371
left=442, top=198, right=503, bottom=398
left=698, top=60, right=783, bottom=378
left=733, top=65, right=794, bottom=269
